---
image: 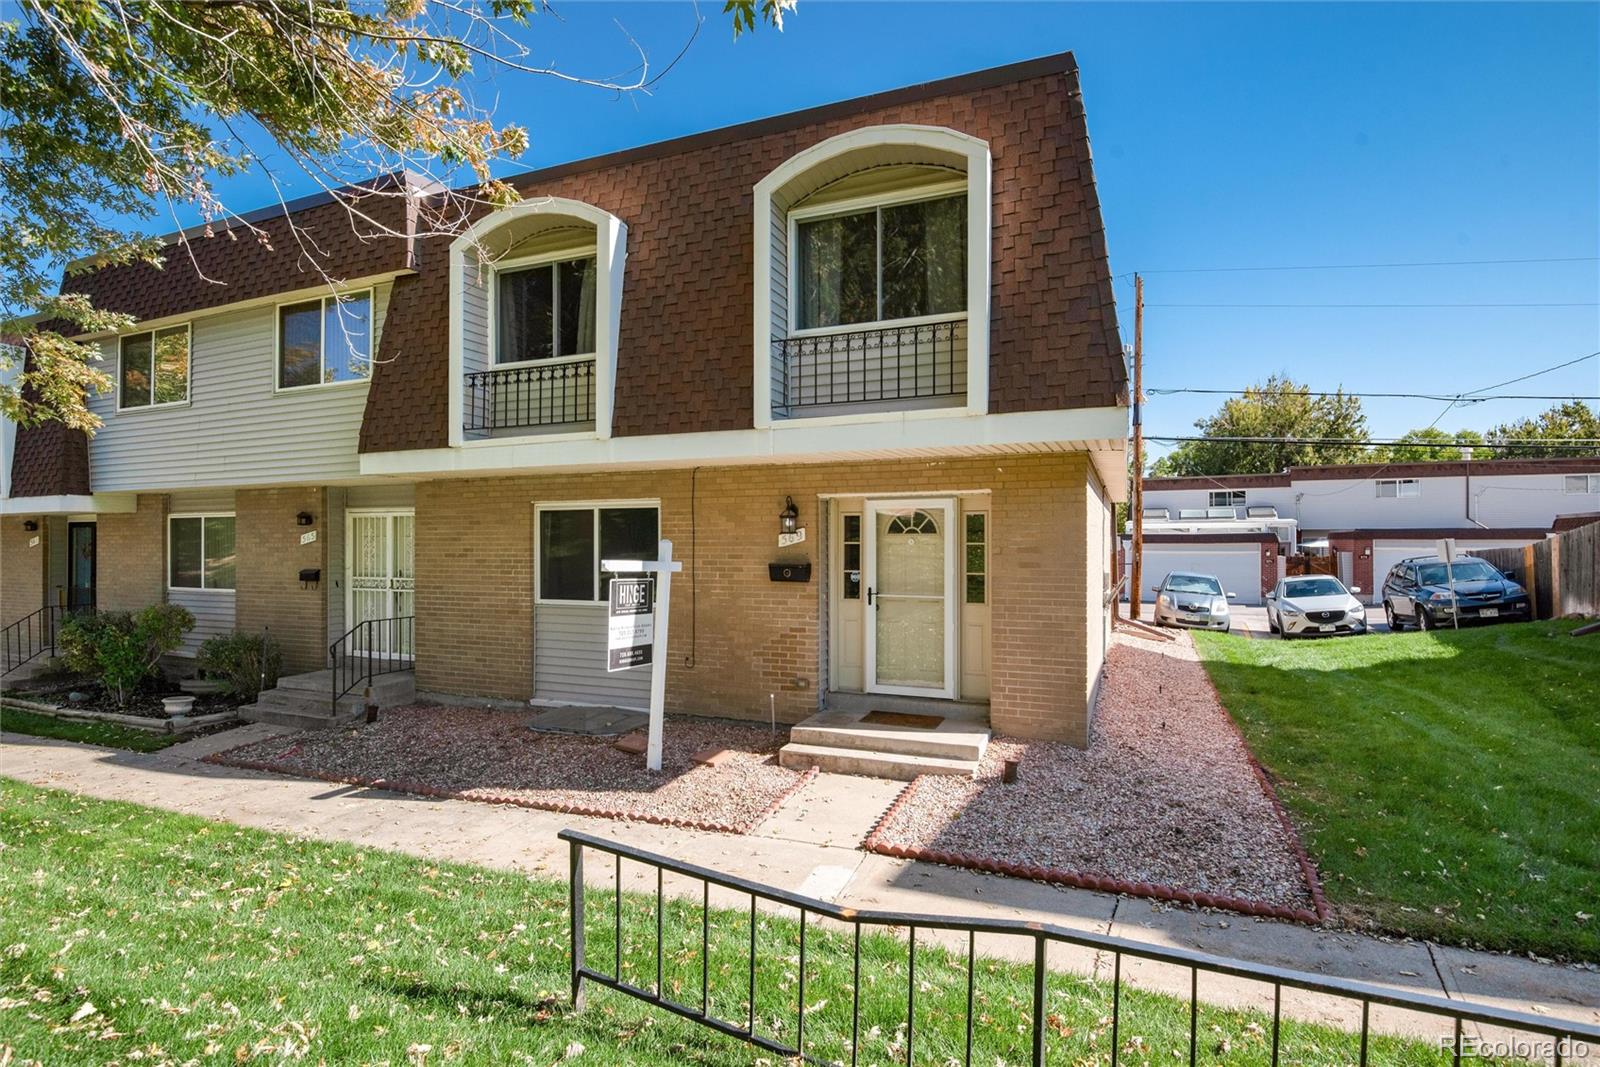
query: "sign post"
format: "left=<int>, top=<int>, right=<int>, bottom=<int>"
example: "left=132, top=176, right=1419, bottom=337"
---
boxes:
left=602, top=539, right=683, bottom=771
left=1436, top=537, right=1460, bottom=631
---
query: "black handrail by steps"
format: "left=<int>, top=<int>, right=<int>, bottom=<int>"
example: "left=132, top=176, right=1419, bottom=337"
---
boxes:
left=329, top=616, right=413, bottom=714
left=561, top=829, right=1600, bottom=1067
left=1, top=604, right=87, bottom=678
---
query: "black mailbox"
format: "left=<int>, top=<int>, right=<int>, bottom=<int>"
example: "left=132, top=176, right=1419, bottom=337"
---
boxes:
left=298, top=568, right=322, bottom=584
left=768, top=562, right=811, bottom=582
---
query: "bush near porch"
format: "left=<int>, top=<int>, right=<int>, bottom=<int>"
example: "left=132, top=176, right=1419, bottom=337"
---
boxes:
left=1194, top=621, right=1599, bottom=961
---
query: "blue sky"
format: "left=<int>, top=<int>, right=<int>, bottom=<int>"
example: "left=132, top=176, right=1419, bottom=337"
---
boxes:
left=176, top=2, right=1600, bottom=452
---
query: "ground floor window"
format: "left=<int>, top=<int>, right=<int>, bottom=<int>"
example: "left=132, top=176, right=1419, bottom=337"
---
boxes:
left=169, top=514, right=236, bottom=590
left=536, top=503, right=659, bottom=603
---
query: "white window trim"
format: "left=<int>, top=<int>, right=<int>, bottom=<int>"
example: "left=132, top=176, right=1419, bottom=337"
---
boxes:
left=753, top=125, right=993, bottom=429
left=488, top=245, right=601, bottom=368
left=273, top=287, right=376, bottom=394
left=449, top=198, right=627, bottom=447
left=166, top=511, right=237, bottom=593
left=1376, top=478, right=1422, bottom=499
left=1563, top=474, right=1600, bottom=494
left=532, top=499, right=659, bottom=606
left=785, top=180, right=970, bottom=336
left=116, top=323, right=192, bottom=412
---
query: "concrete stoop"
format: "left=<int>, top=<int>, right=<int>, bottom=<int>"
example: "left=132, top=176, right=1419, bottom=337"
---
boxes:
left=240, top=669, right=415, bottom=730
left=778, top=707, right=990, bottom=780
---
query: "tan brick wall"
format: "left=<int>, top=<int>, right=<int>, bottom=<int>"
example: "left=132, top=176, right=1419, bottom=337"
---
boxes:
left=1, top=516, right=48, bottom=627
left=235, top=487, right=328, bottom=674
left=96, top=494, right=167, bottom=612
left=415, top=452, right=1107, bottom=744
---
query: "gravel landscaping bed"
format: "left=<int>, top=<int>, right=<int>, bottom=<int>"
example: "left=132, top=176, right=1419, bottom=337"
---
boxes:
left=865, top=632, right=1325, bottom=919
left=208, top=706, right=814, bottom=834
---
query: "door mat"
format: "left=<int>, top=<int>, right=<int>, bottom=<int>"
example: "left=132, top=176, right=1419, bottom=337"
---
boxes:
left=862, top=710, right=944, bottom=730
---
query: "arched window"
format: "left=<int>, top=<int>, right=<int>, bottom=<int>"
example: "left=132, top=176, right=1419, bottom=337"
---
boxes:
left=886, top=510, right=940, bottom=535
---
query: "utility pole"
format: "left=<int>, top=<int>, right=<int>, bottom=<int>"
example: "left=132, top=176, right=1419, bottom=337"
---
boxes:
left=1130, top=273, right=1145, bottom=621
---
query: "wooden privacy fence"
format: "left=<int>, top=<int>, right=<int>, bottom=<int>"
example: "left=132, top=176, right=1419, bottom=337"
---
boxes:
left=1477, top=522, right=1600, bottom=619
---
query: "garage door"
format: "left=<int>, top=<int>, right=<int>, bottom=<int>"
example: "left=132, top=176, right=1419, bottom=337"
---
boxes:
left=1141, top=545, right=1264, bottom=605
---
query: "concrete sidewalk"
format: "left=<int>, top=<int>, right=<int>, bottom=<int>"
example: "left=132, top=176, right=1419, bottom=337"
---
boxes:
left=2, top=727, right=1595, bottom=1047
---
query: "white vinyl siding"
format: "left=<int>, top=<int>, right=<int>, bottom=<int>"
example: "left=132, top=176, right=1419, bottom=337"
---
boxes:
left=460, top=250, right=490, bottom=379
left=169, top=588, right=235, bottom=657
left=532, top=602, right=651, bottom=709
left=86, top=283, right=390, bottom=491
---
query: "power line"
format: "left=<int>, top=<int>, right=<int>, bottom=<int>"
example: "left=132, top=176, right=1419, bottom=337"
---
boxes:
left=1147, top=388, right=1600, bottom=402
left=1462, top=350, right=1600, bottom=396
left=1145, top=301, right=1597, bottom=309
left=1115, top=255, right=1600, bottom=279
left=1145, top=435, right=1600, bottom=451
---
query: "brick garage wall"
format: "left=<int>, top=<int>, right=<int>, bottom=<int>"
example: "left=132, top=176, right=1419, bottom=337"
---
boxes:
left=1259, top=542, right=1280, bottom=598
left=414, top=452, right=1105, bottom=744
left=96, top=494, right=167, bottom=612
left=1329, top=536, right=1374, bottom=594
left=1, top=515, right=48, bottom=626
left=235, top=488, right=328, bottom=674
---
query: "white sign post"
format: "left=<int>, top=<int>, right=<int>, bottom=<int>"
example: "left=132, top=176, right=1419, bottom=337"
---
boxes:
left=1436, top=537, right=1460, bottom=631
left=601, top=539, right=683, bottom=771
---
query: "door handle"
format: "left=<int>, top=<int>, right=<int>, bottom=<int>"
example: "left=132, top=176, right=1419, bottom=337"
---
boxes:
left=867, top=586, right=875, bottom=607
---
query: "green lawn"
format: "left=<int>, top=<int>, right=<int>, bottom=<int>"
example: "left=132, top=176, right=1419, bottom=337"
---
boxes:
left=0, top=705, right=184, bottom=752
left=0, top=780, right=1476, bottom=1066
left=1194, top=621, right=1599, bottom=961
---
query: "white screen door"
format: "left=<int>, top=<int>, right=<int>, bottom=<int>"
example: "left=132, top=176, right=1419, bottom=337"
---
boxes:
left=864, top=498, right=957, bottom=698
left=346, top=510, right=415, bottom=655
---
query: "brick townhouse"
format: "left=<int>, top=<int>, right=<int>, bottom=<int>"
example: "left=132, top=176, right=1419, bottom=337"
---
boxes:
left=1, top=52, right=1129, bottom=755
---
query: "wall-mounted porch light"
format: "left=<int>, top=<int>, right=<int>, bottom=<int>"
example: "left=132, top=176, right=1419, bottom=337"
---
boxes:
left=296, top=511, right=315, bottom=526
left=22, top=520, right=38, bottom=532
left=779, top=496, right=799, bottom=536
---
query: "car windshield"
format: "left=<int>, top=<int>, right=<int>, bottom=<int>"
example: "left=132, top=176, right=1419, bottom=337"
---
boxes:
left=1283, top=578, right=1345, bottom=598
left=1416, top=560, right=1500, bottom=585
left=1166, top=575, right=1223, bottom=595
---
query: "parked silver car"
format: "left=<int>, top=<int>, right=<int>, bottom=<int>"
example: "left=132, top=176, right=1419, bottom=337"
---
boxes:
left=1151, top=572, right=1236, bottom=631
left=1266, top=575, right=1367, bottom=638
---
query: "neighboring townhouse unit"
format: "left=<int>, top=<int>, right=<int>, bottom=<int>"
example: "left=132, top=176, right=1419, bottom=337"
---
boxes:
left=1128, top=457, right=1600, bottom=604
left=1, top=53, right=1129, bottom=749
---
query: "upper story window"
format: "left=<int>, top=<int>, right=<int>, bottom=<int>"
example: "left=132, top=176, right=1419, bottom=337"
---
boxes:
left=119, top=325, right=190, bottom=409
left=496, top=254, right=597, bottom=364
left=1563, top=474, right=1600, bottom=494
left=1376, top=478, right=1421, bottom=499
left=278, top=289, right=372, bottom=389
left=1208, top=490, right=1246, bottom=509
left=794, top=192, right=966, bottom=331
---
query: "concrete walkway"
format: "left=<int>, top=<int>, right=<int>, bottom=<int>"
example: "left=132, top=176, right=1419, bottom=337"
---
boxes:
left=2, top=727, right=1595, bottom=1051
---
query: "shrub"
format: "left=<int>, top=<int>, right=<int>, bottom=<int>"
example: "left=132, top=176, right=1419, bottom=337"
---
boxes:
left=59, top=605, right=195, bottom=707
left=198, top=631, right=283, bottom=702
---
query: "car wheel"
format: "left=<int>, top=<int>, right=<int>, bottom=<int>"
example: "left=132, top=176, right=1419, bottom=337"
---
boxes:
left=1384, top=602, right=1400, bottom=632
left=1416, top=607, right=1432, bottom=632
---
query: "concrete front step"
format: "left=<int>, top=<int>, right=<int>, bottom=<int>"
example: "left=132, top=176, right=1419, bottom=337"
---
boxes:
left=276, top=668, right=415, bottom=701
left=824, top=690, right=990, bottom=723
left=790, top=709, right=989, bottom=761
left=777, top=742, right=978, bottom=780
left=239, top=669, right=415, bottom=731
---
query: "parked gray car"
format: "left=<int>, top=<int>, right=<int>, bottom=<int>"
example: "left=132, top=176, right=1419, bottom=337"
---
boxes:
left=1266, top=575, right=1367, bottom=638
left=1151, top=572, right=1236, bottom=631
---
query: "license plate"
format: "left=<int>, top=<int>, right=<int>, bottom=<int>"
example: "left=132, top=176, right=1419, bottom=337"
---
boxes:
left=1316, top=625, right=1333, bottom=632
left=1479, top=607, right=1499, bottom=618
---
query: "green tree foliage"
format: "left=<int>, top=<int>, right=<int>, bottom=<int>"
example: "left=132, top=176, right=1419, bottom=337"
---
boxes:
left=1, top=0, right=787, bottom=432
left=1366, top=427, right=1486, bottom=463
left=1148, top=375, right=1369, bottom=477
left=59, top=604, right=195, bottom=707
left=1487, top=400, right=1600, bottom=458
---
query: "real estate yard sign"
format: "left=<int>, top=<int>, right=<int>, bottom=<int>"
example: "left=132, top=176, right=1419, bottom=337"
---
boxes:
left=607, top=578, right=654, bottom=672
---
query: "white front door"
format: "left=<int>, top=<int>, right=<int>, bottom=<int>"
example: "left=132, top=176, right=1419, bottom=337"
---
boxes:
left=346, top=510, right=415, bottom=654
left=864, top=497, right=957, bottom=698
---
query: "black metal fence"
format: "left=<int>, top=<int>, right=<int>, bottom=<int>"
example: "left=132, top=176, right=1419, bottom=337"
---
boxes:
left=562, top=829, right=1599, bottom=1067
left=1, top=604, right=85, bottom=677
left=777, top=320, right=966, bottom=412
left=329, top=615, right=413, bottom=713
left=464, top=360, right=596, bottom=432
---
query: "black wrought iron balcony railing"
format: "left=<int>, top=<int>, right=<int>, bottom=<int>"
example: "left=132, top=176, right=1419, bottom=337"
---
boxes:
left=776, top=318, right=967, bottom=413
left=464, top=359, right=596, bottom=432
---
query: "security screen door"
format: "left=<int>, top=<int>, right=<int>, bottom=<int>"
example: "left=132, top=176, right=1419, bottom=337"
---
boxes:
left=864, top=498, right=957, bottom=698
left=346, top=511, right=415, bottom=655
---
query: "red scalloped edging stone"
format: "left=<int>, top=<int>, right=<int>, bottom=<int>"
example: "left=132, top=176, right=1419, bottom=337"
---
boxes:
left=203, top=741, right=819, bottom=837
left=861, top=727, right=1330, bottom=927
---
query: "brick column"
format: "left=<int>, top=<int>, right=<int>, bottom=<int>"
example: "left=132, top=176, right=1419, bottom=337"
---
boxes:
left=236, top=488, right=329, bottom=674
left=1260, top=541, right=1279, bottom=598
left=96, top=494, right=168, bottom=612
left=0, top=516, right=48, bottom=625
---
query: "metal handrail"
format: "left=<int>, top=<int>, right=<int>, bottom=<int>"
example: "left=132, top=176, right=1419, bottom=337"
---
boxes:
left=464, top=358, right=596, bottom=431
left=1, top=604, right=87, bottom=677
left=329, top=615, right=414, bottom=714
left=561, top=829, right=1599, bottom=1067
left=776, top=319, right=966, bottom=411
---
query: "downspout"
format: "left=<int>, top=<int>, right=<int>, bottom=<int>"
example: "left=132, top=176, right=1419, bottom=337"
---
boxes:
left=1465, top=457, right=1488, bottom=529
